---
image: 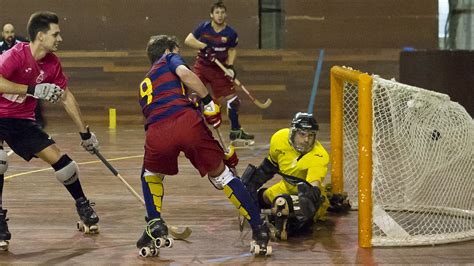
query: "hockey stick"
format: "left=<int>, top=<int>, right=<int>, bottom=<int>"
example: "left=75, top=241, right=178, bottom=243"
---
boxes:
left=93, top=150, right=192, bottom=240
left=307, top=49, right=325, bottom=114
left=214, top=127, right=229, bottom=153
left=214, top=59, right=272, bottom=109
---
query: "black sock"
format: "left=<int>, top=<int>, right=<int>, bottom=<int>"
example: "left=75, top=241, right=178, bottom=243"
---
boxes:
left=0, top=174, right=3, bottom=210
left=65, top=180, right=86, bottom=201
left=52, top=155, right=86, bottom=201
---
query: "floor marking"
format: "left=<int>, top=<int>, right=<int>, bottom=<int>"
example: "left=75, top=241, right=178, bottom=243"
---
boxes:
left=5, top=154, right=143, bottom=180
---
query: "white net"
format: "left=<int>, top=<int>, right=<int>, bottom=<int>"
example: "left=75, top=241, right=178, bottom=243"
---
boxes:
left=342, top=75, right=474, bottom=246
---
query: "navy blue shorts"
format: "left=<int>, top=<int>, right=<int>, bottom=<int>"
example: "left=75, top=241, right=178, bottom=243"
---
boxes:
left=0, top=118, right=55, bottom=161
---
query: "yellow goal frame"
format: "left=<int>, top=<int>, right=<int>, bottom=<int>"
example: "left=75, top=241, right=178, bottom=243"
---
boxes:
left=330, top=66, right=373, bottom=248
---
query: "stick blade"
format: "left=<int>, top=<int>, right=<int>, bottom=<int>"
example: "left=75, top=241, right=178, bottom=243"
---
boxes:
left=169, top=226, right=192, bottom=240
left=254, top=98, right=272, bottom=109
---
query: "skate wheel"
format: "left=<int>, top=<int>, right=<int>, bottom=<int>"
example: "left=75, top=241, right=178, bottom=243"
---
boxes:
left=151, top=247, right=160, bottom=256
left=0, top=240, right=9, bottom=251
left=249, top=241, right=255, bottom=253
left=154, top=238, right=166, bottom=248
left=139, top=247, right=152, bottom=257
left=87, top=224, right=100, bottom=234
left=79, top=222, right=99, bottom=234
left=250, top=242, right=260, bottom=255
left=269, top=228, right=277, bottom=241
left=83, top=225, right=90, bottom=234
left=265, top=245, right=272, bottom=256
left=77, top=221, right=84, bottom=232
left=165, top=237, right=174, bottom=248
left=230, top=139, right=255, bottom=147
left=275, top=197, right=286, bottom=207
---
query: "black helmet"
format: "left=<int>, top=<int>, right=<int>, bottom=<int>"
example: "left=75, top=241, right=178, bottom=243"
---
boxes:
left=289, top=112, right=319, bottom=153
left=291, top=112, right=319, bottom=131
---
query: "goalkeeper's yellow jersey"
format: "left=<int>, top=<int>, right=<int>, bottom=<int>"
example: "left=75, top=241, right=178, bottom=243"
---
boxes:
left=268, top=128, right=329, bottom=184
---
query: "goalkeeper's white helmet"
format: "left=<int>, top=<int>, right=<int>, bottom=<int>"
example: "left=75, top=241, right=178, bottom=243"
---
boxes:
left=289, top=112, right=319, bottom=154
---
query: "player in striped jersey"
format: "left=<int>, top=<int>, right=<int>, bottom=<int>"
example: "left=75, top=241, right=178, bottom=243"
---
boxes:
left=184, top=1, right=255, bottom=146
left=136, top=35, right=271, bottom=256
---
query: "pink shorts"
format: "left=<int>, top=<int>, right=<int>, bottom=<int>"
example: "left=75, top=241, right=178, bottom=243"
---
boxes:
left=143, top=109, right=224, bottom=176
left=194, top=61, right=235, bottom=99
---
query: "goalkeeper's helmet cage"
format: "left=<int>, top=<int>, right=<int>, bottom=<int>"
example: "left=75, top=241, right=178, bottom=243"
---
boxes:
left=289, top=112, right=319, bottom=153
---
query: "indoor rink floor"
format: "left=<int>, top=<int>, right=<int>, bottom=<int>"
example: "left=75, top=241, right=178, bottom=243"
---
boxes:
left=0, top=121, right=472, bottom=265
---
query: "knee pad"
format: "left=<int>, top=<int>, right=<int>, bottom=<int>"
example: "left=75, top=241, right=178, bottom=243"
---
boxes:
left=257, top=188, right=271, bottom=209
left=208, top=166, right=235, bottom=190
left=143, top=169, right=165, bottom=182
left=53, top=155, right=79, bottom=185
left=0, top=149, right=8, bottom=175
left=259, top=158, right=279, bottom=177
left=227, top=96, right=241, bottom=111
left=241, top=164, right=257, bottom=188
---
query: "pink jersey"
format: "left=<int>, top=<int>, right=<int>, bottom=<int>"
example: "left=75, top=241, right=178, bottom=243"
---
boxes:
left=0, top=42, right=67, bottom=120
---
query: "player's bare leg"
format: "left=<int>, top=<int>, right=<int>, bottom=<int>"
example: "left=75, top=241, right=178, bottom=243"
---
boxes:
left=36, top=146, right=100, bottom=234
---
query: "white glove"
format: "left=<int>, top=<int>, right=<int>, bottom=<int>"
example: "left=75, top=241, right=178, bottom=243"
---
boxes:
left=27, top=83, right=63, bottom=103
left=79, top=127, right=99, bottom=154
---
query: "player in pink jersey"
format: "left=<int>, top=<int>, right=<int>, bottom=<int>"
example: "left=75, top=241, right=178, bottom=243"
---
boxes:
left=0, top=11, right=100, bottom=251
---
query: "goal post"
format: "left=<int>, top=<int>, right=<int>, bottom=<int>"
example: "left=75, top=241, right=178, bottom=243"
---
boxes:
left=330, top=66, right=374, bottom=247
left=330, top=65, right=474, bottom=247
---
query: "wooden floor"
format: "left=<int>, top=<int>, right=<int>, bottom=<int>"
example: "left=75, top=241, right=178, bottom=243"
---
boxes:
left=1, top=120, right=473, bottom=265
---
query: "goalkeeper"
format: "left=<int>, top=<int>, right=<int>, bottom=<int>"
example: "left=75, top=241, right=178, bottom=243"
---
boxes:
left=242, top=112, right=343, bottom=240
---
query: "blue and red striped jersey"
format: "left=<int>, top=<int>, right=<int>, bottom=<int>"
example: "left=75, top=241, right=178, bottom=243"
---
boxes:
left=192, top=21, right=238, bottom=64
left=139, top=53, right=193, bottom=129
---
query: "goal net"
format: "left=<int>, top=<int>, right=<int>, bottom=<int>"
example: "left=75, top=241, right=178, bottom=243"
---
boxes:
left=330, top=66, right=473, bottom=247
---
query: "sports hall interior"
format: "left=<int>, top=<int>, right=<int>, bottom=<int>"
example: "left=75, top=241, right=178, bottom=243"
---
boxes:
left=0, top=0, right=472, bottom=264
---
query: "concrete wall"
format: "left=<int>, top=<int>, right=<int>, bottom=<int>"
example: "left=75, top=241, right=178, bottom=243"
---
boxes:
left=284, top=0, right=438, bottom=49
left=0, top=0, right=259, bottom=50
left=0, top=0, right=437, bottom=50
left=400, top=50, right=474, bottom=117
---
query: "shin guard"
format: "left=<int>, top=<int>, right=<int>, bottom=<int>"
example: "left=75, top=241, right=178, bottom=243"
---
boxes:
left=223, top=177, right=263, bottom=229
left=141, top=169, right=164, bottom=219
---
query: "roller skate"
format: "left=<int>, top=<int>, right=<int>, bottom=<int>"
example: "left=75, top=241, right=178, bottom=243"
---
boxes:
left=250, top=221, right=272, bottom=256
left=75, top=197, right=99, bottom=234
left=270, top=196, right=290, bottom=241
left=137, top=217, right=174, bottom=257
left=229, top=128, right=255, bottom=147
left=0, top=209, right=11, bottom=251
